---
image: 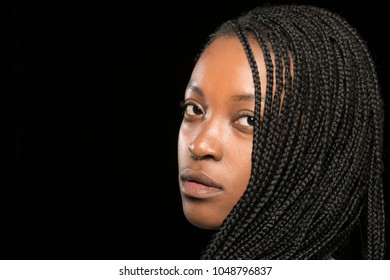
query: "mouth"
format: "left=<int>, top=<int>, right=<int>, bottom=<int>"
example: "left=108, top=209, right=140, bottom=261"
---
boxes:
left=180, top=169, right=223, bottom=199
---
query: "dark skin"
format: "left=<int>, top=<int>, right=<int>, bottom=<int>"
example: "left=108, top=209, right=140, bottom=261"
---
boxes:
left=177, top=36, right=268, bottom=230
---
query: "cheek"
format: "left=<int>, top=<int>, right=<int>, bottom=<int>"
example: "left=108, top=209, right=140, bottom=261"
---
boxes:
left=177, top=126, right=189, bottom=164
left=208, top=146, right=252, bottom=228
left=227, top=143, right=253, bottom=196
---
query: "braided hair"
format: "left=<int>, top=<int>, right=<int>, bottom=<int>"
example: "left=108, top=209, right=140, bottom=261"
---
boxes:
left=196, top=4, right=385, bottom=260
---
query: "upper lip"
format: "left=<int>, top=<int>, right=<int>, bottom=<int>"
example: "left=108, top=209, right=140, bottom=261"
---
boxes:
left=180, top=169, right=223, bottom=189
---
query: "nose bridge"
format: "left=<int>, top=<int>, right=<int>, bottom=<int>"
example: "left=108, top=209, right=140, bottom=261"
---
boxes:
left=190, top=115, right=223, bottom=159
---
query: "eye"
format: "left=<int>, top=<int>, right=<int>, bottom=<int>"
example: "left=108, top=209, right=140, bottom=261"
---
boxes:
left=180, top=101, right=204, bottom=116
left=186, top=104, right=203, bottom=116
left=236, top=115, right=255, bottom=128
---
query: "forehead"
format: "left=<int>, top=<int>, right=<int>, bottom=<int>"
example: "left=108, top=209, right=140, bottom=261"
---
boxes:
left=189, top=36, right=266, bottom=96
left=198, top=36, right=265, bottom=70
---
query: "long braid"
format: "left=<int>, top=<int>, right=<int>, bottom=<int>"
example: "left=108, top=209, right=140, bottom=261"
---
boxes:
left=199, top=4, right=385, bottom=260
left=315, top=6, right=385, bottom=259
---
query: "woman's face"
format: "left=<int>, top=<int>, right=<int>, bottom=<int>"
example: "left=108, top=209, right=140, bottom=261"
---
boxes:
left=177, top=36, right=266, bottom=230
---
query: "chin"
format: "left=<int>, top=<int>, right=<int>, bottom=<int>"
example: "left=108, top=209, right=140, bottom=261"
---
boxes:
left=183, top=210, right=222, bottom=230
left=189, top=220, right=219, bottom=230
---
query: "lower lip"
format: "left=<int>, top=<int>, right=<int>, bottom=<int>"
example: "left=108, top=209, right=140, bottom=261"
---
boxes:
left=181, top=181, right=222, bottom=199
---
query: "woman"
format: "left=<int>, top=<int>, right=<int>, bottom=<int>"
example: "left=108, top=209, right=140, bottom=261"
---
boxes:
left=177, top=4, right=385, bottom=259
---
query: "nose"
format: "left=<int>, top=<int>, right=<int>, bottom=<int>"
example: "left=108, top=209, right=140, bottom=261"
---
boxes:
left=188, top=120, right=223, bottom=161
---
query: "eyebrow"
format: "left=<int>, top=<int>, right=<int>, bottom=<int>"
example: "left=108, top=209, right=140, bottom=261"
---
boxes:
left=231, top=94, right=255, bottom=102
left=186, top=84, right=256, bottom=102
left=186, top=84, right=203, bottom=97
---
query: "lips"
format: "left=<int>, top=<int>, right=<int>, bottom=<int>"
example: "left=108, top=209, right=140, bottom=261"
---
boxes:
left=180, top=169, right=223, bottom=198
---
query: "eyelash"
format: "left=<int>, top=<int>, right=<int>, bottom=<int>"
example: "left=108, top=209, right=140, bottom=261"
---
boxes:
left=179, top=100, right=187, bottom=112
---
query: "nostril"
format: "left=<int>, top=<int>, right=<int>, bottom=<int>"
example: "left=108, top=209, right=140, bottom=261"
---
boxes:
left=190, top=153, right=201, bottom=160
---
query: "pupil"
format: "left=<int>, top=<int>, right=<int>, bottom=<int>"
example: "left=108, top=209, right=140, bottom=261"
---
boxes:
left=194, top=106, right=202, bottom=114
left=248, top=116, right=255, bottom=126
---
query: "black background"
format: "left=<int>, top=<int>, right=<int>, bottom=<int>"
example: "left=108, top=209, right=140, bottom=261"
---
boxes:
left=3, top=0, right=389, bottom=259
